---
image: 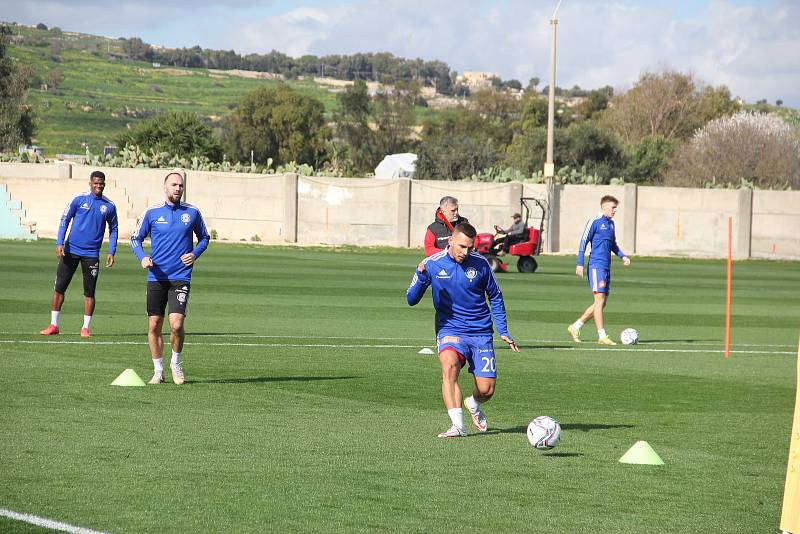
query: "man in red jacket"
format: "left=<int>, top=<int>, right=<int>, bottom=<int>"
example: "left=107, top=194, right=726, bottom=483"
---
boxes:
left=424, top=196, right=469, bottom=256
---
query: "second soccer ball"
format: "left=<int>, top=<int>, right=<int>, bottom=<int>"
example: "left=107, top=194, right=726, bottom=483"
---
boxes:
left=620, top=328, right=639, bottom=345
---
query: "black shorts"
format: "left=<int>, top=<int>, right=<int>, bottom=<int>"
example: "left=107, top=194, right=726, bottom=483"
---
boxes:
left=147, top=281, right=191, bottom=317
left=54, top=253, right=100, bottom=297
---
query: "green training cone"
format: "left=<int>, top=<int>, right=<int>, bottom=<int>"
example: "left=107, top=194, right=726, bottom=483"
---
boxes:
left=619, top=440, right=665, bottom=465
left=111, top=368, right=146, bottom=387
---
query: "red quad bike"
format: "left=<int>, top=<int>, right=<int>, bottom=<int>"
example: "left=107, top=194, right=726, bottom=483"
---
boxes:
left=475, top=197, right=548, bottom=273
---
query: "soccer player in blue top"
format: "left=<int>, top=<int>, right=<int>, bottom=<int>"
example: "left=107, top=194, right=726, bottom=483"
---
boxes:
left=407, top=222, right=519, bottom=438
left=568, top=195, right=631, bottom=345
left=40, top=170, right=118, bottom=338
left=130, top=171, right=210, bottom=385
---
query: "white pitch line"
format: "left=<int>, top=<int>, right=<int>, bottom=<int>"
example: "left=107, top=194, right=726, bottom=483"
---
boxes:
left=0, top=332, right=795, bottom=349
left=0, top=339, right=793, bottom=355
left=0, top=508, right=108, bottom=534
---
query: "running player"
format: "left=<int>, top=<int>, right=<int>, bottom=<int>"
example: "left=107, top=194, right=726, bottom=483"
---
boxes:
left=130, top=171, right=210, bottom=385
left=40, top=170, right=118, bottom=337
left=568, top=195, right=631, bottom=345
left=407, top=222, right=519, bottom=438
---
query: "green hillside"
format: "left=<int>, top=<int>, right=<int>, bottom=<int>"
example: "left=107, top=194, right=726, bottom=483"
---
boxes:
left=6, top=26, right=343, bottom=155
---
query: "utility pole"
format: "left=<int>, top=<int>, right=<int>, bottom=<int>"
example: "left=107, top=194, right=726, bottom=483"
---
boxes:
left=544, top=0, right=563, bottom=253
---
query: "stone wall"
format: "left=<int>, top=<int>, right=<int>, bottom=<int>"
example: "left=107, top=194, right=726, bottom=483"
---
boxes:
left=1, top=162, right=798, bottom=260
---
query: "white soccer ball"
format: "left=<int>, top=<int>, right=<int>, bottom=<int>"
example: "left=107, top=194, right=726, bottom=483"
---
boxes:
left=620, top=328, right=639, bottom=345
left=526, top=415, right=561, bottom=450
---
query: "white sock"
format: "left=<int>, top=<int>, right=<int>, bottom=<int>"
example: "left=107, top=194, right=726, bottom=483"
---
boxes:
left=51, top=311, right=60, bottom=327
left=464, top=396, right=480, bottom=413
left=153, top=357, right=164, bottom=374
left=572, top=320, right=584, bottom=330
left=448, top=408, right=464, bottom=430
left=170, top=350, right=182, bottom=368
left=598, top=328, right=607, bottom=339
left=83, top=315, right=91, bottom=329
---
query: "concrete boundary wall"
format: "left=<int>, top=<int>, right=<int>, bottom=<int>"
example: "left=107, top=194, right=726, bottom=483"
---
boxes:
left=1, top=162, right=798, bottom=260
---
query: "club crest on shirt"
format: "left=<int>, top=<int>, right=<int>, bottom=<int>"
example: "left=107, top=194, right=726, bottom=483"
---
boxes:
left=181, top=213, right=190, bottom=224
left=465, top=267, right=478, bottom=280
left=99, top=205, right=107, bottom=214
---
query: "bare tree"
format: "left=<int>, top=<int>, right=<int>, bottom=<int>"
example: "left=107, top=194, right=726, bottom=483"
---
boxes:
left=663, top=111, right=800, bottom=189
left=601, top=70, right=737, bottom=144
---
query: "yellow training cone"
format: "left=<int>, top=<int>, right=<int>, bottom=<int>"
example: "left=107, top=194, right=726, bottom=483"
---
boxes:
left=619, top=441, right=665, bottom=465
left=111, top=369, right=146, bottom=387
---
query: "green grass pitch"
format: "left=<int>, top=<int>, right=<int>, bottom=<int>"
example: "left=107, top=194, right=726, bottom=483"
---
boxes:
left=0, top=239, right=797, bottom=532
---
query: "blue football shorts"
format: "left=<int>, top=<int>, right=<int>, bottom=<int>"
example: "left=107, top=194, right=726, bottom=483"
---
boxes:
left=437, top=334, right=497, bottom=378
left=588, top=266, right=611, bottom=294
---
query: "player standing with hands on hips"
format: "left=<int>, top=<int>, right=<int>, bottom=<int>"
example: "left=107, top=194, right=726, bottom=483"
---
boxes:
left=407, top=222, right=519, bottom=438
left=40, top=170, right=118, bottom=338
left=568, top=195, right=631, bottom=345
left=130, top=170, right=210, bottom=385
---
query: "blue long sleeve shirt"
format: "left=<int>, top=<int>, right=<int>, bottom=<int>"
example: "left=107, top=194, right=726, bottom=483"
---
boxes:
left=130, top=201, right=210, bottom=282
left=57, top=191, right=118, bottom=257
left=577, top=214, right=625, bottom=269
left=406, top=249, right=511, bottom=338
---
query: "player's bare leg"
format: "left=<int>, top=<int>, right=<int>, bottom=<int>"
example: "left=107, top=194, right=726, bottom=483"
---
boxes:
left=168, top=312, right=186, bottom=384
left=147, top=315, right=165, bottom=384
left=593, top=294, right=616, bottom=344
left=465, top=376, right=495, bottom=432
left=592, top=293, right=607, bottom=331
left=438, top=348, right=466, bottom=437
left=568, top=301, right=595, bottom=343
left=52, top=292, right=65, bottom=312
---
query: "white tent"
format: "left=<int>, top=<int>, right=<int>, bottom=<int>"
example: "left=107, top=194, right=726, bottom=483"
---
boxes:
left=374, top=153, right=417, bottom=179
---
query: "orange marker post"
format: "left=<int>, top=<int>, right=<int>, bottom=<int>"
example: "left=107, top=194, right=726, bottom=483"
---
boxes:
left=724, top=217, right=732, bottom=358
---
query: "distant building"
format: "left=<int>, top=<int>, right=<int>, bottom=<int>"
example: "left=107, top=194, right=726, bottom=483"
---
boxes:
left=457, top=71, right=498, bottom=90
left=19, top=145, right=44, bottom=157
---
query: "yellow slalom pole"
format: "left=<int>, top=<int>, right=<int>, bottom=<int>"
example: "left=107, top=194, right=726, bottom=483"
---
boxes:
left=780, top=338, right=800, bottom=533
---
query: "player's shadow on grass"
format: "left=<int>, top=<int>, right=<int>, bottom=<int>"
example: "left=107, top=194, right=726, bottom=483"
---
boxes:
left=637, top=339, right=718, bottom=344
left=494, top=422, right=634, bottom=434
left=87, top=332, right=257, bottom=337
left=516, top=344, right=574, bottom=350
left=190, top=375, right=363, bottom=385
left=189, top=332, right=258, bottom=336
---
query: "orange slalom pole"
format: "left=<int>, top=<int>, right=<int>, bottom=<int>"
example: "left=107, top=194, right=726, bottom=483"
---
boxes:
left=724, top=217, right=732, bottom=358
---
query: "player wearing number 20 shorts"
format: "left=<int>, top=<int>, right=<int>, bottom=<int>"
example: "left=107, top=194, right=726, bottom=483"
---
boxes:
left=407, top=222, right=519, bottom=438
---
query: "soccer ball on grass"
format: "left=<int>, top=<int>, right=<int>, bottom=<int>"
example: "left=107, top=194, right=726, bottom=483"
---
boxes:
left=526, top=416, right=561, bottom=450
left=620, top=328, right=639, bottom=345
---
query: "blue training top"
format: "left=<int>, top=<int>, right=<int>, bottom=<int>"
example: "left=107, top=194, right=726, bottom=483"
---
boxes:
left=577, top=213, right=625, bottom=269
left=57, top=191, right=118, bottom=257
left=406, top=249, right=511, bottom=339
left=130, top=201, right=210, bottom=282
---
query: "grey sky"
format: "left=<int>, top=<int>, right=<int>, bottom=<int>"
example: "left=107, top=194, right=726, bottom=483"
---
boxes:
left=3, top=0, right=798, bottom=106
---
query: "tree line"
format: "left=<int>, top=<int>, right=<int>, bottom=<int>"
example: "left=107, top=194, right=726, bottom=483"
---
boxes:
left=120, top=37, right=457, bottom=94
left=3, top=25, right=799, bottom=189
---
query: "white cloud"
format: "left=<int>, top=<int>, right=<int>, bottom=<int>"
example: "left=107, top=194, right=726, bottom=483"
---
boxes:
left=228, top=0, right=800, bottom=105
